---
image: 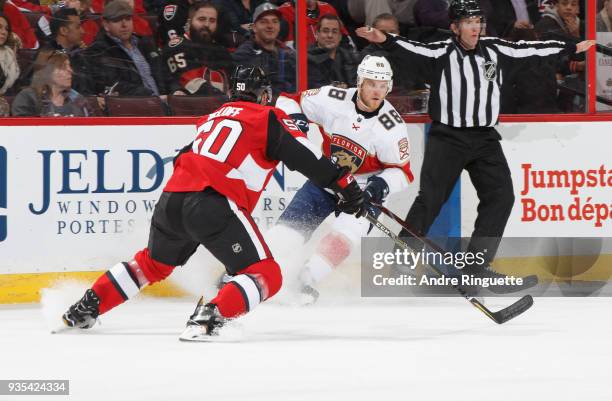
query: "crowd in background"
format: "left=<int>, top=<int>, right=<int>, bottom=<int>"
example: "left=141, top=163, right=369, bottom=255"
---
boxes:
left=0, top=0, right=609, bottom=117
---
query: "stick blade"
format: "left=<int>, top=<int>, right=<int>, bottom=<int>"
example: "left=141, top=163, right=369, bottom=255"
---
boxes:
left=470, top=295, right=534, bottom=324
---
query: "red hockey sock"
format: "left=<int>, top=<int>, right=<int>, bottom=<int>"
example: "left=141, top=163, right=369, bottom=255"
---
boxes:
left=211, top=258, right=282, bottom=319
left=92, top=248, right=175, bottom=315
left=91, top=268, right=132, bottom=315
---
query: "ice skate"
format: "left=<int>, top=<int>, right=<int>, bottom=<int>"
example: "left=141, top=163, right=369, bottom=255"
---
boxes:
left=300, top=283, right=320, bottom=305
left=62, top=289, right=100, bottom=329
left=179, top=299, right=226, bottom=342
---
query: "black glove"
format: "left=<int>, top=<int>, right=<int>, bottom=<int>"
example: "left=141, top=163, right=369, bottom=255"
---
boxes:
left=363, top=175, right=389, bottom=206
left=363, top=175, right=389, bottom=233
left=289, top=113, right=309, bottom=133
left=329, top=168, right=366, bottom=217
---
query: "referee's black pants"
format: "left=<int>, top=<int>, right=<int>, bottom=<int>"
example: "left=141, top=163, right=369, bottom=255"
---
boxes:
left=400, top=122, right=515, bottom=263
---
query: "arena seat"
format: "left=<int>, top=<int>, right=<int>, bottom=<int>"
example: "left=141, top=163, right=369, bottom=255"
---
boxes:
left=168, top=95, right=225, bottom=116
left=105, top=96, right=167, bottom=117
left=16, top=48, right=36, bottom=73
left=85, top=96, right=105, bottom=117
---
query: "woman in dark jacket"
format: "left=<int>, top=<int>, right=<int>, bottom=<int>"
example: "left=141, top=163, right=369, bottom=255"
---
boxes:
left=12, top=50, right=90, bottom=116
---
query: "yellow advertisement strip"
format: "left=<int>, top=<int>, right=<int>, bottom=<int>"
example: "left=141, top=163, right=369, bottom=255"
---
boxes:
left=0, top=271, right=188, bottom=304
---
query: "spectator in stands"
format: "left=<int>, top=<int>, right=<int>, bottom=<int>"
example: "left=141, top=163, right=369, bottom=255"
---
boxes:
left=0, top=15, right=20, bottom=95
left=10, top=0, right=78, bottom=15
left=125, top=0, right=153, bottom=37
left=19, top=8, right=88, bottom=96
left=307, top=14, right=357, bottom=88
left=83, top=0, right=164, bottom=96
left=162, top=1, right=234, bottom=96
left=360, top=13, right=425, bottom=93
left=233, top=2, right=296, bottom=95
left=536, top=0, right=583, bottom=40
left=0, top=0, right=39, bottom=48
left=413, top=0, right=498, bottom=36
left=413, top=0, right=450, bottom=29
left=87, top=0, right=153, bottom=44
left=157, top=0, right=196, bottom=46
left=12, top=49, right=90, bottom=116
left=535, top=0, right=584, bottom=74
left=485, top=0, right=540, bottom=38
left=45, top=9, right=85, bottom=51
left=536, top=0, right=585, bottom=112
left=44, top=8, right=90, bottom=93
left=597, top=0, right=612, bottom=31
left=19, top=0, right=82, bottom=46
left=500, top=27, right=559, bottom=114
left=278, top=0, right=352, bottom=49
left=348, top=0, right=417, bottom=28
left=222, top=0, right=266, bottom=38
left=79, top=0, right=104, bottom=46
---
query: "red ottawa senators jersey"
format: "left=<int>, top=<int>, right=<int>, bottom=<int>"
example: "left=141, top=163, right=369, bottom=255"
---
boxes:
left=164, top=102, right=309, bottom=213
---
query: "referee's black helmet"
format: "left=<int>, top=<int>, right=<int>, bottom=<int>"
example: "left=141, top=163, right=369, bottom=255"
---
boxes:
left=448, top=0, right=484, bottom=22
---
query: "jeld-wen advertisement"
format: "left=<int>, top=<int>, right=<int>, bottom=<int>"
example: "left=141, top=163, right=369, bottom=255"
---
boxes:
left=0, top=125, right=305, bottom=273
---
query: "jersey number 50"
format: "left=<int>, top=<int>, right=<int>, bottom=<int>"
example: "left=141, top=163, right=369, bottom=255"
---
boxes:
left=192, top=119, right=243, bottom=162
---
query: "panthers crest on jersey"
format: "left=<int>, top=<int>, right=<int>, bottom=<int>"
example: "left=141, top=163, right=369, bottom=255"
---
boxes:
left=277, top=86, right=413, bottom=194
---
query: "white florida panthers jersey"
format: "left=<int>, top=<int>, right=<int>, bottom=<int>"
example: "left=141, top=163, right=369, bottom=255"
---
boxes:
left=277, top=85, right=413, bottom=194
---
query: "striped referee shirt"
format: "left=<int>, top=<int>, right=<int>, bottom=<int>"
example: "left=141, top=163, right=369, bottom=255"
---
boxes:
left=381, top=34, right=576, bottom=127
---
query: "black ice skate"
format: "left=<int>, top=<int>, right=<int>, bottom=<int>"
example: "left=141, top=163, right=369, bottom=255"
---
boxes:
left=179, top=298, right=226, bottom=342
left=62, top=289, right=100, bottom=329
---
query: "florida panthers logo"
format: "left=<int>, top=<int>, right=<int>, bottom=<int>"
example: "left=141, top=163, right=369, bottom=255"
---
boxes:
left=330, top=135, right=366, bottom=173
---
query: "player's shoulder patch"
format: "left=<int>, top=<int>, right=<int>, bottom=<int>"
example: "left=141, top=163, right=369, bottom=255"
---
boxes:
left=398, top=137, right=410, bottom=160
left=302, top=88, right=320, bottom=97
left=168, top=36, right=183, bottom=47
left=163, top=4, right=177, bottom=20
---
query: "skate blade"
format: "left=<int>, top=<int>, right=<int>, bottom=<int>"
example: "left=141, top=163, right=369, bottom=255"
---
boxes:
left=51, top=325, right=71, bottom=334
left=52, top=317, right=99, bottom=334
left=178, top=325, right=217, bottom=342
left=179, top=323, right=244, bottom=342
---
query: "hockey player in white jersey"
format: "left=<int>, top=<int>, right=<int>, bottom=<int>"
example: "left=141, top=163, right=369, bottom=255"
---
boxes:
left=274, top=55, right=413, bottom=300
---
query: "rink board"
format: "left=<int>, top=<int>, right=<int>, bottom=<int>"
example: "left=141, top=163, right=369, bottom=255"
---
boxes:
left=0, top=121, right=610, bottom=303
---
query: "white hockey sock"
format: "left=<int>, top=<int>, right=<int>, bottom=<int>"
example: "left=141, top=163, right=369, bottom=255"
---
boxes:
left=301, top=253, right=334, bottom=286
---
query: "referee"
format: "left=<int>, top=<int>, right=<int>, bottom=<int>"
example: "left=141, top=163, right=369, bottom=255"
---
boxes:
left=357, top=0, right=594, bottom=288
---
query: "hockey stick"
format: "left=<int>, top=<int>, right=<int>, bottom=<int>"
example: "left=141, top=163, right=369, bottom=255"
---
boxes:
left=363, top=207, right=533, bottom=324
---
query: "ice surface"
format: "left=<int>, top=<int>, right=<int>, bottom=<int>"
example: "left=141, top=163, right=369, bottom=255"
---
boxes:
left=1, top=296, right=611, bottom=401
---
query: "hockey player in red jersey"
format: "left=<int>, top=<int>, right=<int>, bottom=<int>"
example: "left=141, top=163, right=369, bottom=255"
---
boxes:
left=62, top=66, right=366, bottom=340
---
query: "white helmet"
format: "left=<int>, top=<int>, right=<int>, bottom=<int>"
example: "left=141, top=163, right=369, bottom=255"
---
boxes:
left=357, top=55, right=393, bottom=94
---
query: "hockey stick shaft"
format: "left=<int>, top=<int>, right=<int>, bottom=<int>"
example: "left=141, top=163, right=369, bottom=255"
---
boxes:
left=371, top=202, right=464, bottom=265
left=363, top=212, right=471, bottom=299
left=363, top=210, right=533, bottom=324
